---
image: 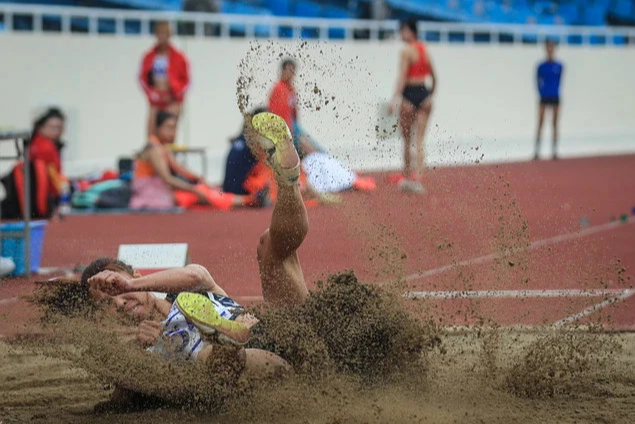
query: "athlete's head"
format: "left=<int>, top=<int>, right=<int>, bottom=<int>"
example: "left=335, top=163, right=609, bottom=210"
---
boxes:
left=400, top=19, right=418, bottom=42
left=155, top=111, right=178, bottom=144
left=280, top=59, right=296, bottom=83
left=33, top=107, right=65, bottom=142
left=545, top=39, right=556, bottom=60
left=154, top=20, right=172, bottom=47
left=80, top=258, right=154, bottom=322
left=32, top=258, right=151, bottom=321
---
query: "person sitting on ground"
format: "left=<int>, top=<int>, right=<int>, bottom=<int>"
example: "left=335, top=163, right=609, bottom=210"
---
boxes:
left=130, top=111, right=254, bottom=210
left=222, top=107, right=271, bottom=205
left=1, top=107, right=69, bottom=219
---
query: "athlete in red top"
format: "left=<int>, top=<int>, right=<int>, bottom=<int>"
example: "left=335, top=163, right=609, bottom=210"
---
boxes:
left=388, top=19, right=437, bottom=194
left=268, top=59, right=297, bottom=132
left=139, top=21, right=190, bottom=137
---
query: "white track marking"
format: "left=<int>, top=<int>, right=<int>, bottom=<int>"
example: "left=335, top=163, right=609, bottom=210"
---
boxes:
left=404, top=289, right=628, bottom=299
left=405, top=217, right=633, bottom=282
left=0, top=297, right=18, bottom=305
left=554, top=289, right=635, bottom=327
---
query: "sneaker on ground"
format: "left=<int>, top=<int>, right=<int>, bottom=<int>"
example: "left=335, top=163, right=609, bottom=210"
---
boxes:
left=399, top=179, right=425, bottom=194
left=175, top=292, right=251, bottom=346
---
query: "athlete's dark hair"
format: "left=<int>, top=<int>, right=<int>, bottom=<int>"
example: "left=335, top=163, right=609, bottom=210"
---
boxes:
left=156, top=110, right=177, bottom=129
left=81, top=257, right=135, bottom=286
left=400, top=19, right=418, bottom=37
left=30, top=258, right=134, bottom=318
left=32, top=107, right=66, bottom=151
left=281, top=58, right=296, bottom=70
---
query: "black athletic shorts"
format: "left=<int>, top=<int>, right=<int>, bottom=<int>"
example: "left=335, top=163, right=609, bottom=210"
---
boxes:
left=540, top=97, right=560, bottom=106
left=402, top=84, right=430, bottom=109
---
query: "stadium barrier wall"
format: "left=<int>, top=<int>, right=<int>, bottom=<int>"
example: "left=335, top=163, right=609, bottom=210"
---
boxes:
left=1, top=34, right=634, bottom=182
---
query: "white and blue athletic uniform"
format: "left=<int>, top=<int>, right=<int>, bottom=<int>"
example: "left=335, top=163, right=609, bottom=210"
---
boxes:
left=147, top=292, right=244, bottom=361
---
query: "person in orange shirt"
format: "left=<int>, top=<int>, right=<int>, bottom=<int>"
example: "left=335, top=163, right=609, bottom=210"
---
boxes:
left=268, top=59, right=325, bottom=157
left=388, top=19, right=437, bottom=194
left=139, top=21, right=190, bottom=137
left=129, top=111, right=253, bottom=210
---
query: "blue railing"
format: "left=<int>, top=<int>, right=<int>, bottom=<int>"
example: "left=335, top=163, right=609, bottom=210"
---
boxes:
left=0, top=3, right=633, bottom=44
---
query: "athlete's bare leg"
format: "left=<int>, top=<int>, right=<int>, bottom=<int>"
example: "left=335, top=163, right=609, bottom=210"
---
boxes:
left=399, top=100, right=416, bottom=178
left=413, top=100, right=432, bottom=181
left=551, top=105, right=560, bottom=160
left=246, top=113, right=309, bottom=307
left=535, top=104, right=546, bottom=160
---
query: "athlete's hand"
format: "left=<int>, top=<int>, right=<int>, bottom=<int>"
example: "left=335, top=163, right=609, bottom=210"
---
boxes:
left=137, top=320, right=163, bottom=347
left=422, top=97, right=433, bottom=112
left=148, top=89, right=162, bottom=103
left=195, top=189, right=210, bottom=205
left=88, top=270, right=134, bottom=296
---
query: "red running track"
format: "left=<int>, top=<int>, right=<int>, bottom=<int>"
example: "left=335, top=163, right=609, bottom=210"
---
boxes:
left=1, top=155, right=634, bottom=337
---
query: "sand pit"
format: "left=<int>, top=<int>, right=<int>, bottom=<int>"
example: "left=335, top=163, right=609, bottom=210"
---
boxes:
left=1, top=329, right=635, bottom=423
left=2, top=271, right=635, bottom=424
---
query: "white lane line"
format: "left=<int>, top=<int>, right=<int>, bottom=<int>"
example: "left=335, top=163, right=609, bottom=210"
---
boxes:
left=404, top=288, right=628, bottom=299
left=405, top=217, right=633, bottom=282
left=0, top=297, right=18, bottom=306
left=554, top=289, right=635, bottom=327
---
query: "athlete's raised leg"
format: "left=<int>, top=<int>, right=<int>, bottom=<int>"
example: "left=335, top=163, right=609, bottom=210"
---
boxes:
left=246, top=112, right=309, bottom=307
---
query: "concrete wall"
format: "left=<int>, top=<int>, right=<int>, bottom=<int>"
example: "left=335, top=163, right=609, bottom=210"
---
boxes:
left=1, top=34, right=634, bottom=182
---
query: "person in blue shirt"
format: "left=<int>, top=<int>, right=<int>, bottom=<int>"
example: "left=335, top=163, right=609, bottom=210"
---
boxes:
left=222, top=109, right=263, bottom=195
left=535, top=40, right=564, bottom=160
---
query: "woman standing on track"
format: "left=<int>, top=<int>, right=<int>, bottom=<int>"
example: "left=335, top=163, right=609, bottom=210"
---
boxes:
left=388, top=19, right=437, bottom=194
left=139, top=21, right=190, bottom=137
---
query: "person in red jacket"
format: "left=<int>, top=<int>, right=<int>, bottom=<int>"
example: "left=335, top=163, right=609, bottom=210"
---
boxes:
left=139, top=21, right=190, bottom=137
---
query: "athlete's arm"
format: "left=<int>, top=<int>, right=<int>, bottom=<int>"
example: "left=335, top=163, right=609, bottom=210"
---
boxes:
left=88, top=265, right=228, bottom=296
left=166, top=150, right=202, bottom=184
left=146, top=145, right=201, bottom=193
left=428, top=57, right=437, bottom=96
left=391, top=48, right=411, bottom=105
left=129, top=265, right=228, bottom=296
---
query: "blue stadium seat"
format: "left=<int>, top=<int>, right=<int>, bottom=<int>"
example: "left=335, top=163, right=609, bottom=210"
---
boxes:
left=324, top=5, right=350, bottom=39
left=536, top=14, right=556, bottom=25
left=324, top=5, right=352, bottom=19
left=612, top=0, right=633, bottom=20
left=102, top=0, right=181, bottom=11
left=294, top=0, right=322, bottom=17
left=582, top=4, right=606, bottom=26
left=221, top=2, right=272, bottom=37
left=263, top=0, right=291, bottom=15
left=558, top=4, right=580, bottom=25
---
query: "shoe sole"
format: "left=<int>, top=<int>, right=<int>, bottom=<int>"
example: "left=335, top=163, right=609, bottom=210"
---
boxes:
left=251, top=112, right=292, bottom=148
left=175, top=293, right=250, bottom=346
left=250, top=112, right=300, bottom=185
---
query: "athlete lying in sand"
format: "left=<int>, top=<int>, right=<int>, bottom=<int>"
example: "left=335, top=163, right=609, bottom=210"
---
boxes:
left=81, top=112, right=307, bottom=380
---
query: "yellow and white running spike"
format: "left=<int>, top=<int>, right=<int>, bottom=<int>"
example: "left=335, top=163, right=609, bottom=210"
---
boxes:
left=250, top=112, right=300, bottom=186
left=175, top=292, right=251, bottom=346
